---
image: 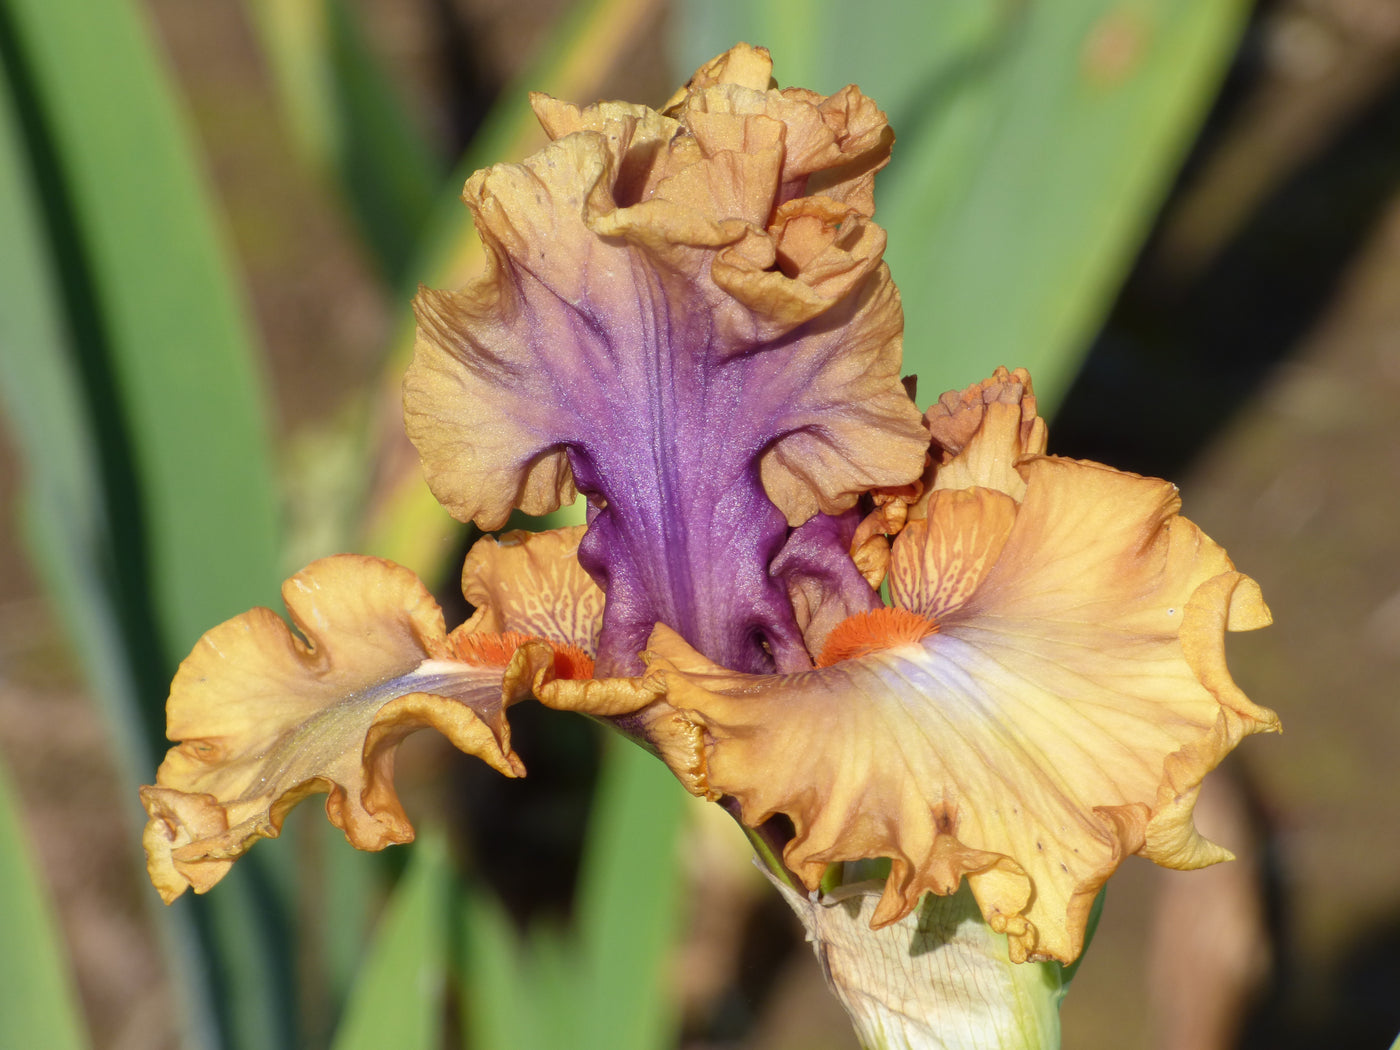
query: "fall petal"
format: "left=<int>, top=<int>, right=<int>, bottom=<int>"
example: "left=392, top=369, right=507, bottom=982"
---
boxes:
left=645, top=454, right=1277, bottom=964
left=139, top=556, right=564, bottom=902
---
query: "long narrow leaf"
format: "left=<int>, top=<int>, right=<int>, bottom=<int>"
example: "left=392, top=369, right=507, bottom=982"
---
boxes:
left=455, top=740, right=689, bottom=1050
left=0, top=35, right=225, bottom=1050
left=0, top=765, right=90, bottom=1050
left=331, top=834, right=450, bottom=1050
left=2, top=0, right=282, bottom=665
left=247, top=0, right=441, bottom=287
left=571, top=739, right=689, bottom=1050
left=1, top=1, right=296, bottom=1046
left=458, top=887, right=533, bottom=1050
left=0, top=21, right=145, bottom=781
left=879, top=0, right=1250, bottom=408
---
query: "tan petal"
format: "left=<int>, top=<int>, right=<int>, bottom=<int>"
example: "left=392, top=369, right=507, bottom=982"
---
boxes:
left=646, top=454, right=1278, bottom=963
left=918, top=366, right=1049, bottom=505
left=138, top=556, right=569, bottom=902
left=460, top=526, right=604, bottom=654
left=660, top=42, right=776, bottom=110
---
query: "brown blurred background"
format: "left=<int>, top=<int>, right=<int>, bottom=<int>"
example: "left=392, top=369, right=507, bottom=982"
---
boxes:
left=1, top=1, right=1397, bottom=1048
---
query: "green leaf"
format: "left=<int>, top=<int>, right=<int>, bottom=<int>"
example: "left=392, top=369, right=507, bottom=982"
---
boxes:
left=2, top=0, right=283, bottom=672
left=0, top=764, right=90, bottom=1050
left=0, top=3, right=149, bottom=785
left=1, top=2, right=299, bottom=1047
left=457, top=887, right=533, bottom=1050
left=331, top=833, right=450, bottom=1050
left=671, top=0, right=1248, bottom=411
left=456, top=739, right=689, bottom=1050
left=571, top=737, right=689, bottom=1050
left=0, top=31, right=228, bottom=1050
left=880, top=0, right=1249, bottom=410
left=247, top=0, right=441, bottom=288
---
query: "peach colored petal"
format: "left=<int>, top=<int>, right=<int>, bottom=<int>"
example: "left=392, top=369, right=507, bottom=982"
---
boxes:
left=645, top=453, right=1278, bottom=964
left=661, top=42, right=775, bottom=107
left=460, top=526, right=604, bottom=654
left=917, top=366, right=1049, bottom=505
left=138, top=556, right=569, bottom=902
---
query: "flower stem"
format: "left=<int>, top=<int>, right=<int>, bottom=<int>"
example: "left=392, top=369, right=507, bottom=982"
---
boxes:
left=769, top=874, right=1063, bottom=1050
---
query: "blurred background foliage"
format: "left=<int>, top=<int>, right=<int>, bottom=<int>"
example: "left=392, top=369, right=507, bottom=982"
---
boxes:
left=1, top=0, right=1397, bottom=1048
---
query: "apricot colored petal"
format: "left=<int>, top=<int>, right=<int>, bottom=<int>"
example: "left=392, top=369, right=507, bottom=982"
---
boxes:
left=661, top=42, right=775, bottom=107
left=407, top=46, right=926, bottom=675
left=889, top=488, right=1017, bottom=621
left=919, top=366, right=1049, bottom=505
left=647, top=456, right=1278, bottom=964
left=461, top=526, right=603, bottom=654
left=138, top=556, right=557, bottom=902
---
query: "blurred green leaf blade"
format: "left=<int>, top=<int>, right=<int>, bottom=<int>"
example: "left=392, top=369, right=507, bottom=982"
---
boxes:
left=2, top=0, right=303, bottom=1046
left=248, top=0, right=441, bottom=288
left=332, top=833, right=450, bottom=1050
left=881, top=0, right=1250, bottom=409
left=458, top=885, right=534, bottom=1050
left=3, top=0, right=283, bottom=667
left=1, top=30, right=237, bottom=1050
left=0, top=765, right=90, bottom=1050
left=572, top=738, right=689, bottom=1050
left=455, top=739, right=689, bottom=1050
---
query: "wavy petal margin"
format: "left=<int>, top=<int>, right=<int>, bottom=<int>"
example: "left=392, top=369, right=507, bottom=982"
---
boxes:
left=139, top=556, right=585, bottom=902
left=640, top=375, right=1279, bottom=964
left=406, top=43, right=927, bottom=675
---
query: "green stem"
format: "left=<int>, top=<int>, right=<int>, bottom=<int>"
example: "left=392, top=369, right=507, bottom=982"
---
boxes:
left=770, top=876, right=1063, bottom=1050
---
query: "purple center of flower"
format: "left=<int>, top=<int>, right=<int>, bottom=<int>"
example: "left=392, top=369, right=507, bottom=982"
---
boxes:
left=554, top=279, right=818, bottom=677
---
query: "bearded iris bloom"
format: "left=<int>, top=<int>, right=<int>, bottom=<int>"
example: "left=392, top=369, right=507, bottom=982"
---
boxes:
left=141, top=41, right=1276, bottom=996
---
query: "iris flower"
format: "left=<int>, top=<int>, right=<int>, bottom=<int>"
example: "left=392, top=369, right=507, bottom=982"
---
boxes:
left=141, top=44, right=1277, bottom=974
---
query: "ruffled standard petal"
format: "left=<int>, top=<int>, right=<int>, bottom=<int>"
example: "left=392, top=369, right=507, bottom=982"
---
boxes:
left=139, top=556, right=580, bottom=902
left=645, top=450, right=1278, bottom=965
left=406, top=44, right=926, bottom=675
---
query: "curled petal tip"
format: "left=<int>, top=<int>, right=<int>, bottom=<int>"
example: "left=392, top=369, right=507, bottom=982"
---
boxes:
left=139, top=556, right=557, bottom=901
